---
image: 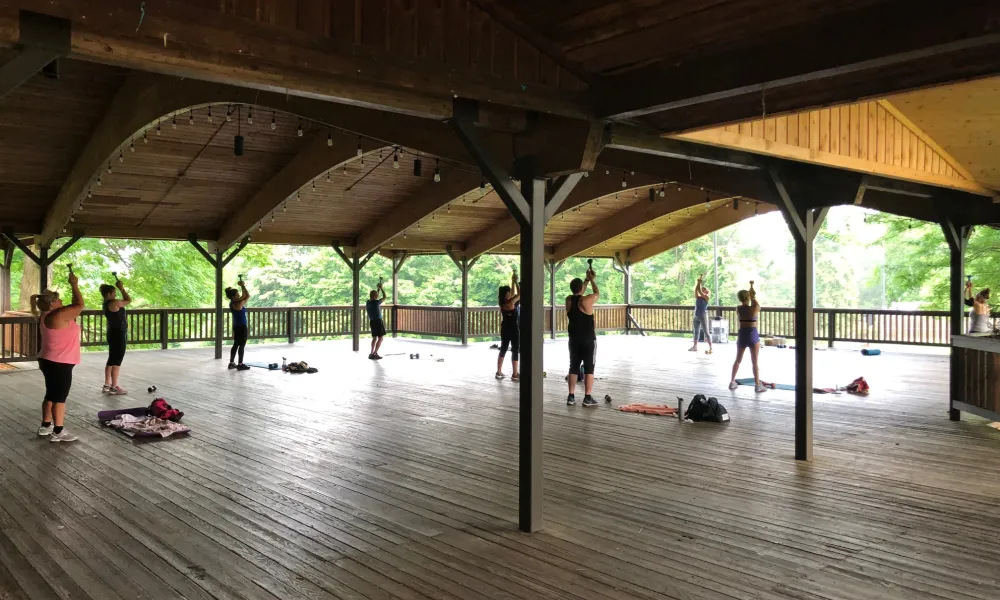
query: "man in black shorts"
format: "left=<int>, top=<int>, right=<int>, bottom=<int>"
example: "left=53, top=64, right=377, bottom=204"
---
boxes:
left=566, top=265, right=600, bottom=406
left=367, top=282, right=387, bottom=359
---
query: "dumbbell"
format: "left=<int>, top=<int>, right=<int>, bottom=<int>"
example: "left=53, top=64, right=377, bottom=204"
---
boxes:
left=604, top=394, right=612, bottom=403
left=147, top=385, right=157, bottom=393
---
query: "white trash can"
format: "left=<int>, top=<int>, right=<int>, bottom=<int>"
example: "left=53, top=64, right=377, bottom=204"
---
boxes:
left=710, top=318, right=729, bottom=344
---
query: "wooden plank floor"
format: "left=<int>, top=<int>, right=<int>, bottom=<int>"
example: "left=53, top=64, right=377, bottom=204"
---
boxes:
left=1, top=336, right=998, bottom=600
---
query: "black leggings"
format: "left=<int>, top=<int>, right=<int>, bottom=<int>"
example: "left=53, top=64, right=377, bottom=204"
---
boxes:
left=38, top=358, right=74, bottom=403
left=499, top=324, right=519, bottom=361
left=106, top=328, right=127, bottom=367
left=230, top=325, right=248, bottom=364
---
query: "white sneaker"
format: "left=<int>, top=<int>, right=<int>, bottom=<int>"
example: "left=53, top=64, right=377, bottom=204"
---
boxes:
left=755, top=384, right=767, bottom=393
left=728, top=382, right=738, bottom=390
left=49, top=431, right=78, bottom=443
left=37, top=424, right=53, bottom=436
left=102, top=385, right=111, bottom=394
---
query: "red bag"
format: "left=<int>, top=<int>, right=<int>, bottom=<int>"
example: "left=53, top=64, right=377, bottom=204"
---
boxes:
left=148, top=398, right=184, bottom=422
left=846, top=377, right=870, bottom=396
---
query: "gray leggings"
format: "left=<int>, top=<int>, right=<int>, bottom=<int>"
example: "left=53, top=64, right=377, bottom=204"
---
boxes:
left=693, top=315, right=710, bottom=342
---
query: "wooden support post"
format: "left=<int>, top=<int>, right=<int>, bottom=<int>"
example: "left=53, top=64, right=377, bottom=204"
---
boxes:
left=827, top=312, right=836, bottom=348
left=461, top=258, right=470, bottom=345
left=391, top=252, right=408, bottom=338
left=334, top=245, right=376, bottom=352
left=38, top=247, right=48, bottom=293
left=1, top=240, right=11, bottom=314
left=942, top=219, right=970, bottom=422
left=287, top=308, right=295, bottom=344
left=769, top=167, right=828, bottom=462
left=547, top=261, right=562, bottom=339
left=452, top=99, right=581, bottom=533
left=616, top=254, right=632, bottom=334
left=159, top=309, right=168, bottom=350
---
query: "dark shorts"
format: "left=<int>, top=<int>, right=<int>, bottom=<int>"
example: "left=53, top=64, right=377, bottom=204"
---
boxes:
left=106, top=328, right=127, bottom=367
left=568, top=338, right=596, bottom=376
left=737, top=327, right=760, bottom=349
left=38, top=358, right=74, bottom=403
left=370, top=318, right=386, bottom=338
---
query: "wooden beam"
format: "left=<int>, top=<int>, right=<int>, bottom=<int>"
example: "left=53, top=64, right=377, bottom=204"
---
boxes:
left=628, top=203, right=776, bottom=264
left=355, top=171, right=480, bottom=256
left=550, top=188, right=718, bottom=261
left=38, top=74, right=603, bottom=248
left=597, top=1, right=1000, bottom=127
left=217, top=131, right=382, bottom=249
left=463, top=172, right=660, bottom=258
left=57, top=226, right=217, bottom=242
left=0, top=11, right=70, bottom=99
left=0, top=1, right=587, bottom=120
left=606, top=126, right=759, bottom=170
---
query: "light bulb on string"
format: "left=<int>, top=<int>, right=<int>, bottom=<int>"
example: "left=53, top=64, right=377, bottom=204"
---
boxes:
left=226, top=106, right=232, bottom=122
left=393, top=148, right=399, bottom=169
left=207, top=106, right=213, bottom=123
left=156, top=122, right=161, bottom=136
left=434, top=160, right=441, bottom=183
left=479, top=179, right=486, bottom=196
left=130, top=140, right=135, bottom=153
left=97, top=175, right=102, bottom=186
left=311, top=180, right=316, bottom=191
left=271, top=111, right=276, bottom=130
left=605, top=169, right=610, bottom=175
left=247, top=107, right=253, bottom=124
left=659, top=185, right=665, bottom=197
left=107, top=162, right=112, bottom=174
left=142, top=131, right=148, bottom=144
left=754, top=203, right=759, bottom=216
left=357, top=137, right=363, bottom=157
left=296, top=191, right=301, bottom=201
left=343, top=164, right=347, bottom=175
left=258, top=224, right=263, bottom=232
left=326, top=170, right=330, bottom=182
left=189, top=110, right=194, bottom=125
left=327, top=131, right=332, bottom=147
left=297, top=119, right=303, bottom=137
left=87, top=188, right=92, bottom=199
left=171, top=115, right=176, bottom=129
left=118, top=150, right=124, bottom=163
left=621, top=172, right=627, bottom=188
left=282, top=202, right=287, bottom=212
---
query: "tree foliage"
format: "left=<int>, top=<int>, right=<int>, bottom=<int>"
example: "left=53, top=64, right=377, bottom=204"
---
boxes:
left=7, top=207, right=989, bottom=314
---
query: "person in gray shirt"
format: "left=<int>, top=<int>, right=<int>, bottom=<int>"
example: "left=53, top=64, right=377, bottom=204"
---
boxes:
left=689, top=273, right=713, bottom=355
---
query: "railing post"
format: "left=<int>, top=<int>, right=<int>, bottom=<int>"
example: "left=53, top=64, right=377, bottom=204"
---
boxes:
left=160, top=309, right=168, bottom=350
left=287, top=307, right=295, bottom=344
left=827, top=310, right=835, bottom=348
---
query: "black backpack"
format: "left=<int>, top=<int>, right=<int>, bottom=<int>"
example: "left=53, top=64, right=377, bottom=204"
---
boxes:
left=682, top=395, right=729, bottom=423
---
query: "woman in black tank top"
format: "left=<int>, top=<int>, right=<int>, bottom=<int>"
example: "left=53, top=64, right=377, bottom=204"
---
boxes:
left=496, top=270, right=521, bottom=380
left=99, top=279, right=132, bottom=395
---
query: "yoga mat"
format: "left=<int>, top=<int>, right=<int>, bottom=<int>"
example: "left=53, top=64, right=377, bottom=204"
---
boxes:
left=735, top=378, right=796, bottom=391
left=245, top=361, right=279, bottom=370
left=861, top=348, right=881, bottom=356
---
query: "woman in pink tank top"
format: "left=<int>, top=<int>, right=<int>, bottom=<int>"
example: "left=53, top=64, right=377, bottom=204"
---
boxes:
left=31, top=269, right=85, bottom=443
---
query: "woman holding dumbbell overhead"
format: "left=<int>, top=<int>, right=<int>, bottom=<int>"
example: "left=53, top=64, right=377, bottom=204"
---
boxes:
left=226, top=276, right=251, bottom=371
left=496, top=269, right=521, bottom=380
left=729, top=280, right=765, bottom=393
left=31, top=266, right=84, bottom=443
left=100, top=274, right=131, bottom=395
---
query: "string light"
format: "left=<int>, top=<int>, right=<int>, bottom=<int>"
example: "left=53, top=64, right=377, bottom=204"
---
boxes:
left=605, top=169, right=610, bottom=175
left=87, top=188, right=92, bottom=199
left=156, top=122, right=161, bottom=136
left=297, top=119, right=303, bottom=137
left=621, top=172, right=627, bottom=188
left=480, top=179, right=486, bottom=196
left=271, top=111, right=276, bottom=130
left=282, top=202, right=287, bottom=212
left=311, top=179, right=316, bottom=191
left=97, top=175, right=102, bottom=186
left=118, top=150, right=124, bottom=163
left=226, top=106, right=232, bottom=123
left=327, top=130, right=333, bottom=147
left=171, top=115, right=176, bottom=129
left=659, top=184, right=666, bottom=197
left=188, top=110, right=194, bottom=125
left=207, top=106, right=213, bottom=123
left=343, top=164, right=347, bottom=175
left=296, top=191, right=301, bottom=201
left=326, top=170, right=330, bottom=182
left=247, top=107, right=253, bottom=124
left=434, top=159, right=441, bottom=183
left=754, top=203, right=759, bottom=216
left=393, top=148, right=399, bottom=169
left=129, top=139, right=135, bottom=153
left=106, top=162, right=112, bottom=174
left=142, top=131, right=148, bottom=144
left=258, top=224, right=263, bottom=232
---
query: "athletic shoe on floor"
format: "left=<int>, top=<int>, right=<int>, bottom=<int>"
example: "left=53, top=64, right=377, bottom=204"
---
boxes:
left=511, top=373, right=520, bottom=381
left=49, top=431, right=78, bottom=443
left=582, top=396, right=598, bottom=407
left=373, top=354, right=383, bottom=360
left=37, top=424, right=53, bottom=437
left=368, top=353, right=375, bottom=360
left=566, top=394, right=575, bottom=405
left=108, top=386, right=127, bottom=396
left=101, top=384, right=111, bottom=394
left=728, top=381, right=739, bottom=390
left=495, top=372, right=505, bottom=380
left=755, top=384, right=767, bottom=393
left=228, top=363, right=237, bottom=370
left=237, top=364, right=251, bottom=371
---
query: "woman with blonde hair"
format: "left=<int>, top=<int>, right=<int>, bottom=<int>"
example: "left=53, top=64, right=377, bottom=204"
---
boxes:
left=31, top=269, right=85, bottom=442
left=728, top=281, right=765, bottom=393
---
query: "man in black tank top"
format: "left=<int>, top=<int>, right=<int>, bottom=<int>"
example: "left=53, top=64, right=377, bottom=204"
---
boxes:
left=566, top=266, right=600, bottom=406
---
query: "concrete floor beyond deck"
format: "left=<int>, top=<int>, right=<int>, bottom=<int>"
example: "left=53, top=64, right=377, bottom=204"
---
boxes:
left=0, top=336, right=998, bottom=600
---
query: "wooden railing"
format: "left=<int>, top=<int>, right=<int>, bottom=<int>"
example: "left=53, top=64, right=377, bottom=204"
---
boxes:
left=1, top=304, right=992, bottom=362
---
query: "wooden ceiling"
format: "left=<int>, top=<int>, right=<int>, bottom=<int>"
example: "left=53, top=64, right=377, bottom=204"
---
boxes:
left=888, top=76, right=1000, bottom=192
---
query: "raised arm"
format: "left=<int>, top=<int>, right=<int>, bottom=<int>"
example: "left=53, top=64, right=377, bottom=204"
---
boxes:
left=694, top=274, right=704, bottom=298
left=48, top=272, right=85, bottom=327
left=378, top=283, right=387, bottom=302
left=582, top=272, right=600, bottom=310
left=230, top=282, right=251, bottom=310
left=110, top=279, right=132, bottom=310
left=965, top=280, right=975, bottom=307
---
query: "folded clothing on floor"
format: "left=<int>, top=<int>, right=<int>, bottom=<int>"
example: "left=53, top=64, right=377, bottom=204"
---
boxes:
left=106, top=414, right=190, bottom=438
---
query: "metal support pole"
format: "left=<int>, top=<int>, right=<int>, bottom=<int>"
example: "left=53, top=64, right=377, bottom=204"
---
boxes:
left=352, top=256, right=361, bottom=352
left=713, top=230, right=719, bottom=306
left=548, top=261, right=558, bottom=339
left=623, top=260, right=632, bottom=334
left=461, top=258, right=470, bottom=345
left=942, top=220, right=970, bottom=422
left=214, top=250, right=223, bottom=360
left=38, top=247, right=48, bottom=293
left=518, top=168, right=546, bottom=533
left=1, top=241, right=11, bottom=314
left=392, top=253, right=400, bottom=338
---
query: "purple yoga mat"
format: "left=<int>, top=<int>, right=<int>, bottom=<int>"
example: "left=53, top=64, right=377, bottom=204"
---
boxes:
left=97, top=406, right=148, bottom=421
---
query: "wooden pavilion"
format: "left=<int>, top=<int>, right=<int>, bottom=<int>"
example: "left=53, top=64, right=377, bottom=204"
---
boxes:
left=1, top=0, right=1000, bottom=537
